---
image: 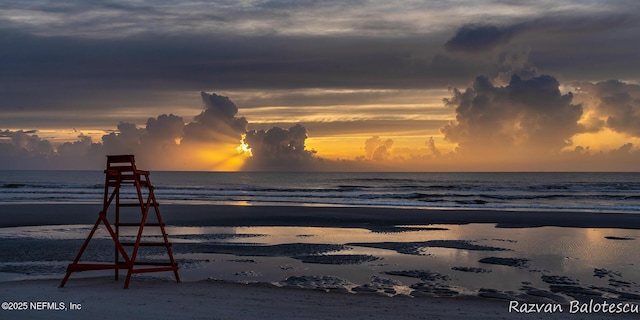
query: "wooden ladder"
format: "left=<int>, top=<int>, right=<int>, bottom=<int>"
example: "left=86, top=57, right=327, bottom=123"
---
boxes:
left=60, top=155, right=180, bottom=288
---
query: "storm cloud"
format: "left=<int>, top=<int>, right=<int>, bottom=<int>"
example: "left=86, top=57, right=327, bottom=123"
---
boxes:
left=441, top=74, right=584, bottom=155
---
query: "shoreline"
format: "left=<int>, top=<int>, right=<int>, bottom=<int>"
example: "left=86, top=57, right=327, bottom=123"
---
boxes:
left=1, top=203, right=640, bottom=229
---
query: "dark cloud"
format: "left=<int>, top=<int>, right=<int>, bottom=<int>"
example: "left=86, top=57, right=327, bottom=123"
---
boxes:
left=442, top=13, right=640, bottom=82
left=0, top=31, right=446, bottom=93
left=243, top=124, right=319, bottom=170
left=0, top=28, right=476, bottom=125
left=248, top=120, right=447, bottom=137
left=182, top=92, right=248, bottom=144
left=101, top=122, right=145, bottom=155
left=581, top=80, right=640, bottom=137
left=441, top=74, right=584, bottom=155
left=2, top=7, right=637, bottom=130
left=143, top=114, right=185, bottom=144
left=54, top=135, right=103, bottom=167
left=445, top=24, right=517, bottom=53
left=97, top=114, right=186, bottom=168
left=0, top=130, right=102, bottom=169
left=495, top=50, right=538, bottom=84
left=445, top=14, right=635, bottom=54
left=0, top=130, right=55, bottom=167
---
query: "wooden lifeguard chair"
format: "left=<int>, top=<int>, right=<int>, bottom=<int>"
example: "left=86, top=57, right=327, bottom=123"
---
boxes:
left=60, top=155, right=180, bottom=288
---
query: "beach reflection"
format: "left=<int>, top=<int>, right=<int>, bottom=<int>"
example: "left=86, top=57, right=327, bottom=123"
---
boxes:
left=1, top=223, right=639, bottom=298
left=169, top=224, right=640, bottom=296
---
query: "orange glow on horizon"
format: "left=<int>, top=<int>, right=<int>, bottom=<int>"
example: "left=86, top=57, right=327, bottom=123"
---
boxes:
left=569, top=128, right=640, bottom=152
left=191, top=142, right=250, bottom=171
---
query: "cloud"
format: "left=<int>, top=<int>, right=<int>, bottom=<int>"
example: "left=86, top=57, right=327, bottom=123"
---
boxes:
left=100, top=114, right=186, bottom=154
left=445, top=24, right=517, bottom=53
left=0, top=28, right=477, bottom=129
left=353, top=135, right=446, bottom=168
left=54, top=135, right=103, bottom=167
left=101, top=122, right=145, bottom=155
left=0, top=130, right=102, bottom=170
left=3, top=7, right=638, bottom=132
left=0, top=91, right=334, bottom=170
left=441, top=13, right=640, bottom=84
left=557, top=142, right=640, bottom=171
left=445, top=14, right=634, bottom=54
left=0, top=1, right=502, bottom=39
left=182, top=92, right=248, bottom=144
left=97, top=92, right=246, bottom=157
left=363, top=136, right=394, bottom=161
left=1, top=1, right=639, bottom=134
left=494, top=50, right=538, bottom=85
left=94, top=93, right=250, bottom=169
left=243, top=124, right=320, bottom=170
left=0, top=130, right=55, bottom=169
left=426, top=137, right=441, bottom=157
left=441, top=74, right=584, bottom=156
left=580, top=80, right=640, bottom=137
left=144, top=114, right=185, bottom=144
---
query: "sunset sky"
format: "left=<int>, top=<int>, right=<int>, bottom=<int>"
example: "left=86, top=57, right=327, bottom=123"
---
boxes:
left=1, top=0, right=640, bottom=171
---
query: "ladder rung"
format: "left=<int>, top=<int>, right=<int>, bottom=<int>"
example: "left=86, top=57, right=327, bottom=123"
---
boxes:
left=121, top=242, right=171, bottom=247
left=106, top=178, right=151, bottom=184
left=118, top=223, right=165, bottom=227
left=108, top=165, right=135, bottom=172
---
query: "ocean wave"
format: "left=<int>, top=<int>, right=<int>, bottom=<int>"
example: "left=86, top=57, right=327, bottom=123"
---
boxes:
left=1, top=183, right=103, bottom=190
left=2, top=171, right=640, bottom=213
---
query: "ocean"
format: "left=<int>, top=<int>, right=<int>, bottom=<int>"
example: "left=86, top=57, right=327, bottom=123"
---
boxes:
left=1, top=171, right=639, bottom=212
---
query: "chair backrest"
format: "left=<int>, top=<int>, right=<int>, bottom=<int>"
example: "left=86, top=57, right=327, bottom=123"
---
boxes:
left=105, top=155, right=138, bottom=181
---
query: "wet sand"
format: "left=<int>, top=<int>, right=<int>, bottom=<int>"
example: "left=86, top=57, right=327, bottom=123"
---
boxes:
left=1, top=204, right=640, bottom=319
left=1, top=203, right=640, bottom=229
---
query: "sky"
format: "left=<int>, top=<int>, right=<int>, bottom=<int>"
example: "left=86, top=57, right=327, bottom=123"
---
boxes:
left=1, top=0, right=640, bottom=171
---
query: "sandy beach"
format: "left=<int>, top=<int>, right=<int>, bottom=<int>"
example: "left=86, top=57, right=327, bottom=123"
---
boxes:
left=0, top=277, right=579, bottom=320
left=3, top=277, right=626, bottom=320
left=1, top=204, right=640, bottom=319
left=2, top=203, right=640, bottom=229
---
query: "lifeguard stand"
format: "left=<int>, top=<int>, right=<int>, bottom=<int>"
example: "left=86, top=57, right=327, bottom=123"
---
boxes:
left=60, top=155, right=180, bottom=288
